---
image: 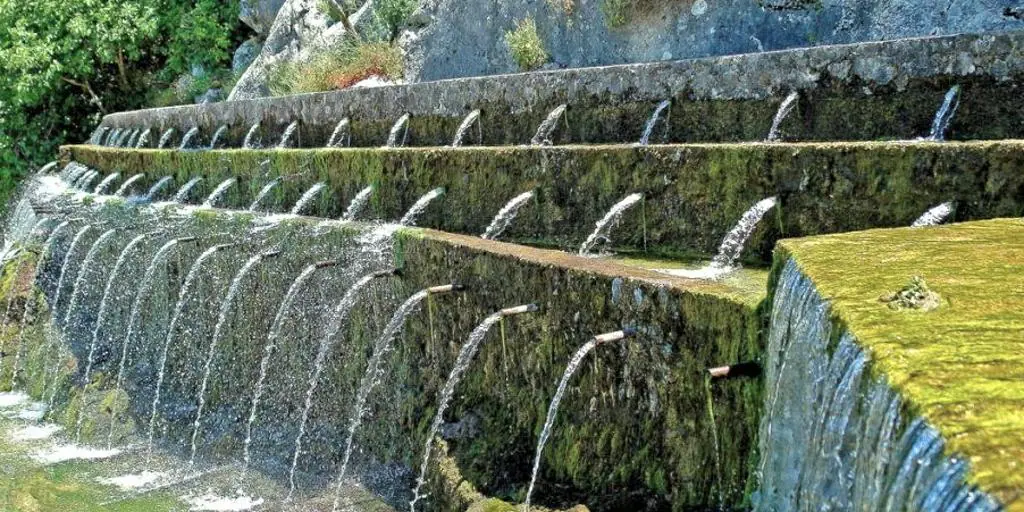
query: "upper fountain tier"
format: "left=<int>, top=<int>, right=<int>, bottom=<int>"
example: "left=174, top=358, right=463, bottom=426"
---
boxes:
left=96, top=31, right=1024, bottom=148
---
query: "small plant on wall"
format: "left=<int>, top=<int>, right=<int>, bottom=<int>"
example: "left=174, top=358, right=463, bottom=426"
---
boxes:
left=505, top=17, right=549, bottom=72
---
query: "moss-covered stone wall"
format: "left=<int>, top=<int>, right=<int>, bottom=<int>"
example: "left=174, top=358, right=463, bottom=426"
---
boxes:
left=772, top=218, right=1024, bottom=508
left=96, top=32, right=1024, bottom=146
left=3, top=201, right=765, bottom=510
left=64, top=141, right=1024, bottom=265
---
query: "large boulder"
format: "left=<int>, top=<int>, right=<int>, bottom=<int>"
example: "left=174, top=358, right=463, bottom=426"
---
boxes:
left=240, top=0, right=288, bottom=35
left=229, top=0, right=347, bottom=100
left=232, top=39, right=263, bottom=75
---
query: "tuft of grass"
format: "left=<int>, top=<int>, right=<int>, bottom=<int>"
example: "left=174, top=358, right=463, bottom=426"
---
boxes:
left=602, top=0, right=683, bottom=28
left=547, top=0, right=575, bottom=15
left=268, top=41, right=404, bottom=95
left=505, top=18, right=548, bottom=72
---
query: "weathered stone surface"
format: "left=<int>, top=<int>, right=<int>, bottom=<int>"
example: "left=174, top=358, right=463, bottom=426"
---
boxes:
left=232, top=38, right=263, bottom=75
left=239, top=0, right=287, bottom=35
left=194, top=88, right=223, bottom=104
left=230, top=0, right=343, bottom=101
left=104, top=31, right=1024, bottom=145
left=402, top=0, right=1023, bottom=82
left=62, top=140, right=1024, bottom=265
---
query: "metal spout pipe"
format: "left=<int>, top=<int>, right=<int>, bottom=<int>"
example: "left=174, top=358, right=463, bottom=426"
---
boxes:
left=594, top=327, right=638, bottom=344
left=707, top=361, right=761, bottom=380
left=177, top=236, right=199, bottom=243
left=315, top=260, right=339, bottom=269
left=500, top=303, right=540, bottom=317
left=260, top=250, right=282, bottom=259
left=371, top=267, right=401, bottom=279
left=427, top=283, right=465, bottom=295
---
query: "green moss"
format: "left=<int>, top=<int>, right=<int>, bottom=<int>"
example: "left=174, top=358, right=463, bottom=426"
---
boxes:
left=63, top=141, right=1024, bottom=266
left=777, top=218, right=1024, bottom=506
left=505, top=18, right=548, bottom=72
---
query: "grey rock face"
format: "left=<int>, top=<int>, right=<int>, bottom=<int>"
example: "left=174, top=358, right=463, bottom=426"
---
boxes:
left=233, top=39, right=263, bottom=75
left=402, top=0, right=1024, bottom=82
left=229, top=0, right=346, bottom=101
left=240, top=0, right=288, bottom=35
left=194, top=88, right=223, bottom=105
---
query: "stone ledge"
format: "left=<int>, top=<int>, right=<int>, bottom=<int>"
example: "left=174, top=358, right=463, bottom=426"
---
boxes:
left=97, top=31, right=1024, bottom=146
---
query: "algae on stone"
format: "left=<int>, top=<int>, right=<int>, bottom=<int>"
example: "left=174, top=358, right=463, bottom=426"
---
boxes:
left=777, top=218, right=1024, bottom=507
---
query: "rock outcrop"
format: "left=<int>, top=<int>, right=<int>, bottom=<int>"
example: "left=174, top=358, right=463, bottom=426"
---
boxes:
left=229, top=0, right=349, bottom=100
left=399, top=0, right=1023, bottom=82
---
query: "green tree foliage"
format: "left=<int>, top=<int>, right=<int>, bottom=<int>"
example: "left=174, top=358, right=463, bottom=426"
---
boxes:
left=0, top=0, right=243, bottom=208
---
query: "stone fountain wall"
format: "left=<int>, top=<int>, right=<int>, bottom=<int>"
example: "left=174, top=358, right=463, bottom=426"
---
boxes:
left=6, top=201, right=763, bottom=510
left=99, top=31, right=1024, bottom=147
left=63, top=141, right=1024, bottom=264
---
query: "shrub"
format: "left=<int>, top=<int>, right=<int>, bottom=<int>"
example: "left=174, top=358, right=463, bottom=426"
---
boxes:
left=0, top=0, right=245, bottom=188
left=505, top=18, right=548, bottom=72
left=268, top=41, right=404, bottom=95
left=375, top=0, right=418, bottom=41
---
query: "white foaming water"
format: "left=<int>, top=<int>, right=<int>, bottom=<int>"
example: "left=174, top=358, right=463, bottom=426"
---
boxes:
left=0, top=391, right=30, bottom=408
left=242, top=262, right=333, bottom=476
left=242, top=123, right=261, bottom=149
left=157, top=128, right=176, bottom=149
left=190, top=252, right=273, bottom=465
left=186, top=491, right=264, bottom=511
left=4, top=401, right=47, bottom=421
left=40, top=224, right=94, bottom=409
left=709, top=196, right=777, bottom=269
left=202, top=178, right=238, bottom=208
left=531, top=104, right=567, bottom=145
left=523, top=332, right=629, bottom=509
left=135, top=128, right=151, bottom=148
left=766, top=91, right=799, bottom=142
left=578, top=193, right=643, bottom=256
left=146, top=176, right=175, bottom=199
left=411, top=310, right=527, bottom=511
left=75, top=231, right=158, bottom=442
left=451, top=109, right=482, bottom=147
left=278, top=121, right=299, bottom=148
left=638, top=99, right=671, bottom=146
left=11, top=423, right=62, bottom=441
left=93, top=172, right=121, bottom=194
left=926, top=86, right=961, bottom=141
left=114, top=174, right=146, bottom=196
left=399, top=188, right=445, bottom=226
left=332, top=289, right=434, bottom=511
left=98, top=471, right=167, bottom=490
left=481, top=190, right=534, bottom=240
left=385, top=113, right=411, bottom=147
left=180, top=127, right=201, bottom=149
left=342, top=186, right=374, bottom=221
left=327, top=118, right=351, bottom=147
left=108, top=238, right=186, bottom=447
left=664, top=196, right=777, bottom=280
left=287, top=269, right=394, bottom=499
left=912, top=202, right=954, bottom=227
left=147, top=243, right=234, bottom=460
left=175, top=177, right=205, bottom=203
left=208, top=125, right=228, bottom=149
left=290, top=182, right=327, bottom=215
left=248, top=178, right=281, bottom=211
left=32, top=445, right=121, bottom=464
